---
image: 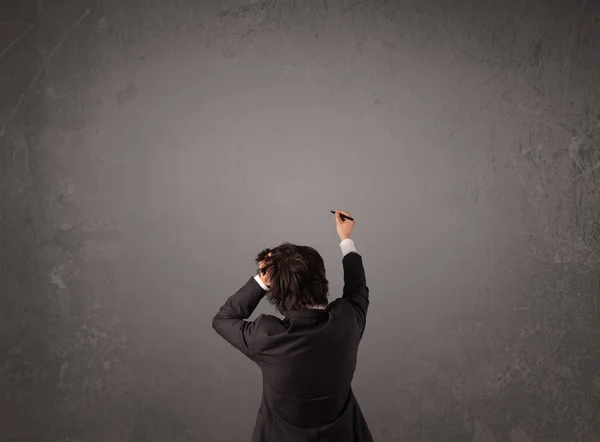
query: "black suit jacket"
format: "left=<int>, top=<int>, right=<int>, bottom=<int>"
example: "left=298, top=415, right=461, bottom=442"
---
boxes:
left=212, top=251, right=373, bottom=442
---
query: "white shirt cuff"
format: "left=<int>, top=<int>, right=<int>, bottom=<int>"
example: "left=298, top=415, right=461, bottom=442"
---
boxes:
left=254, top=274, right=269, bottom=291
left=340, top=238, right=357, bottom=256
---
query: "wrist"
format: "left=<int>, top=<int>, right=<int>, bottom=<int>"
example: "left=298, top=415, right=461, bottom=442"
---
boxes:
left=339, top=236, right=351, bottom=241
left=254, top=274, right=269, bottom=291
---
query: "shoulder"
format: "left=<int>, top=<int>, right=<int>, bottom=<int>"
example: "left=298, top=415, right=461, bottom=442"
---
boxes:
left=327, top=298, right=354, bottom=314
left=254, top=314, right=286, bottom=336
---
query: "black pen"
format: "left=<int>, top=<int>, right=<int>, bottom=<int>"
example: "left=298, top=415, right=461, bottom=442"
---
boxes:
left=330, top=210, right=354, bottom=221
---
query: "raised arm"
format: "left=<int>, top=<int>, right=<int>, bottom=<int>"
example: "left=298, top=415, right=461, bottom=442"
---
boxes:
left=212, top=276, right=267, bottom=360
left=334, top=211, right=369, bottom=334
left=340, top=238, right=369, bottom=334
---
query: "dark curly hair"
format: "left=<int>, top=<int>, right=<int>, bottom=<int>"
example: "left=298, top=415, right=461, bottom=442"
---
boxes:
left=255, top=243, right=329, bottom=315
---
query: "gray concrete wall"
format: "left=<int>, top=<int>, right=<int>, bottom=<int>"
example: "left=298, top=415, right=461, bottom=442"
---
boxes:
left=1, top=0, right=599, bottom=441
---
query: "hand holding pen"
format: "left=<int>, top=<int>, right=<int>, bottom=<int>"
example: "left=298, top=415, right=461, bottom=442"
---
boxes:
left=331, top=210, right=355, bottom=241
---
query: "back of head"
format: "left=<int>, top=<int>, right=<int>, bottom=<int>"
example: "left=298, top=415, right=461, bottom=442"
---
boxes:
left=256, top=243, right=329, bottom=315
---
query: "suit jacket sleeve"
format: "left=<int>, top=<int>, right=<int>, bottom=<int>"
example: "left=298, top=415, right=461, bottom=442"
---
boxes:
left=341, top=249, right=369, bottom=336
left=212, top=276, right=267, bottom=360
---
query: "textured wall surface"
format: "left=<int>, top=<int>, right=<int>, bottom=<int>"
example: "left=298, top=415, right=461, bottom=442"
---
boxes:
left=1, top=0, right=599, bottom=441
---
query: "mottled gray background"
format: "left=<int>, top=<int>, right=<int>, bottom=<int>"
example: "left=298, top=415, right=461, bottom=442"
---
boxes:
left=1, top=0, right=599, bottom=441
